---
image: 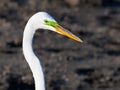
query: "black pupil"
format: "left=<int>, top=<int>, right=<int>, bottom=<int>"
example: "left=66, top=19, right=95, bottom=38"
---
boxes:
left=44, top=20, right=48, bottom=22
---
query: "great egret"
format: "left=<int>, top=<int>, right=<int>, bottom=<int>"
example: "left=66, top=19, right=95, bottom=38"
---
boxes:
left=22, top=12, right=83, bottom=90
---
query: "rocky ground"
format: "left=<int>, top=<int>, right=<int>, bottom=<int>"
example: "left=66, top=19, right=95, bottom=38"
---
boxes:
left=0, top=0, right=120, bottom=90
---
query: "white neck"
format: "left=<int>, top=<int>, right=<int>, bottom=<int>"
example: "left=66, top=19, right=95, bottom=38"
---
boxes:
left=23, top=21, right=45, bottom=90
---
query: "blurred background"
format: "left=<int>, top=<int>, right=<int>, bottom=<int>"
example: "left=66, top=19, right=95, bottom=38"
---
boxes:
left=0, top=0, right=120, bottom=90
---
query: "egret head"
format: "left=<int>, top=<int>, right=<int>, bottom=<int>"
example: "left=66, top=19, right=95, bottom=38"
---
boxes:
left=30, top=12, right=83, bottom=42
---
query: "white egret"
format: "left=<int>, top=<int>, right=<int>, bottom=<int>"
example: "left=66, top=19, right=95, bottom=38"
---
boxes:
left=22, top=12, right=83, bottom=90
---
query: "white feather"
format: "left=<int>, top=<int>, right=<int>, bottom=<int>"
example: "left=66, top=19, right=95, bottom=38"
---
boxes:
left=23, top=12, right=56, bottom=90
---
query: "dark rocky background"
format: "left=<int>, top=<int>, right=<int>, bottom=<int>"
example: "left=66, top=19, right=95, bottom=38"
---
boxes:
left=0, top=0, right=120, bottom=90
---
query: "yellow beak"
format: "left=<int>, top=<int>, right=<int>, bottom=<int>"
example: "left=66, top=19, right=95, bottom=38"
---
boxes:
left=54, top=25, right=83, bottom=43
